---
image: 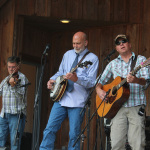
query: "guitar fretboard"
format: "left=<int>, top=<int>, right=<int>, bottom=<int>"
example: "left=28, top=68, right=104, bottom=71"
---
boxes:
left=115, top=65, right=142, bottom=91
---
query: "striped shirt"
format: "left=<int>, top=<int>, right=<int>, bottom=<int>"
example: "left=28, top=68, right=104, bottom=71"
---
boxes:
left=0, top=71, right=28, bottom=117
left=98, top=52, right=150, bottom=107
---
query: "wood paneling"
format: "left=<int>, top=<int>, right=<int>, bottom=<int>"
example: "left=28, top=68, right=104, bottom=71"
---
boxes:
left=21, top=23, right=51, bottom=61
left=35, top=0, right=51, bottom=16
left=66, top=0, right=83, bottom=19
left=51, top=0, right=67, bottom=18
left=82, top=0, right=99, bottom=20
left=15, top=0, right=36, bottom=15
left=21, top=63, right=36, bottom=133
left=128, top=0, right=143, bottom=23
left=113, top=0, right=127, bottom=23
left=0, top=0, right=15, bottom=80
left=98, top=0, right=112, bottom=21
left=14, top=0, right=144, bottom=24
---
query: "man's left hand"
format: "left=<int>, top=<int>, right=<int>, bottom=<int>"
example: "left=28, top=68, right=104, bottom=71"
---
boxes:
left=64, top=72, right=78, bottom=82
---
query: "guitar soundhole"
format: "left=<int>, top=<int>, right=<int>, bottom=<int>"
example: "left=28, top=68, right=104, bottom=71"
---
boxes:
left=108, top=87, right=117, bottom=104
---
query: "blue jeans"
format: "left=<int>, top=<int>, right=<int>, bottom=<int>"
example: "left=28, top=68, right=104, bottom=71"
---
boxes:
left=40, top=102, right=85, bottom=150
left=0, top=113, right=26, bottom=150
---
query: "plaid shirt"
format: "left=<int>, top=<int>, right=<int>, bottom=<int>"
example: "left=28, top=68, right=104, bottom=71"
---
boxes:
left=0, top=71, right=28, bottom=117
left=99, top=52, right=150, bottom=107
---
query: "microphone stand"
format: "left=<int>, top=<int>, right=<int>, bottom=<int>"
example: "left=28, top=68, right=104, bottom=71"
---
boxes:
left=32, top=53, right=48, bottom=150
left=14, top=83, right=29, bottom=150
left=78, top=73, right=102, bottom=150
left=73, top=50, right=115, bottom=149
left=73, top=85, right=110, bottom=149
left=14, top=112, right=21, bottom=150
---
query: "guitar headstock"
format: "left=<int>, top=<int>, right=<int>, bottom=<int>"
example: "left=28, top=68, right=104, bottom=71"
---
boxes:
left=141, top=57, right=150, bottom=68
left=78, top=61, right=93, bottom=68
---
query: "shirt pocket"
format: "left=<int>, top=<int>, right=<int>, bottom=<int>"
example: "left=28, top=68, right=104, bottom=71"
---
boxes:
left=77, top=67, right=88, bottom=76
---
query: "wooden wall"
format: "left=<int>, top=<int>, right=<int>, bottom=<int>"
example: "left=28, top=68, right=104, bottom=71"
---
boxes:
left=1, top=0, right=150, bottom=149
left=14, top=0, right=144, bottom=23
left=0, top=0, right=15, bottom=80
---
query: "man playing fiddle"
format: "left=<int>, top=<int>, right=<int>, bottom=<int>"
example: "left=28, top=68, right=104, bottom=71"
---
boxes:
left=0, top=56, right=29, bottom=150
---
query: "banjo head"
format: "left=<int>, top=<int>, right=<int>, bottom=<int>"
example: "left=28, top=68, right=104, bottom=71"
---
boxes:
left=50, top=76, right=67, bottom=101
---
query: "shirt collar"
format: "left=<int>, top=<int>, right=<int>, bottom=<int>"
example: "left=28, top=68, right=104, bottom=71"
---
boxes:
left=74, top=48, right=89, bottom=57
left=117, top=52, right=135, bottom=61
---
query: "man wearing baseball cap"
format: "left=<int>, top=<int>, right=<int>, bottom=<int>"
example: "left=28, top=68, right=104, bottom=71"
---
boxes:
left=96, top=34, right=150, bottom=150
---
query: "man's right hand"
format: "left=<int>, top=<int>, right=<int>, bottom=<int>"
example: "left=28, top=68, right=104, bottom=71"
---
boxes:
left=96, top=83, right=109, bottom=102
left=47, top=79, right=55, bottom=90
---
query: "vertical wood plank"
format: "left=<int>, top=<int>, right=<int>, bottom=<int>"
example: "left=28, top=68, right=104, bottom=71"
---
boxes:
left=13, top=16, right=24, bottom=56
left=51, top=0, right=67, bottom=18
left=113, top=0, right=127, bottom=23
left=143, top=0, right=150, bottom=24
left=66, top=0, right=83, bottom=19
left=82, top=0, right=99, bottom=20
left=128, top=0, right=144, bottom=23
left=35, top=0, right=51, bottom=16
left=21, top=64, right=36, bottom=133
left=98, top=0, right=112, bottom=21
left=15, top=0, right=36, bottom=15
left=126, top=24, right=142, bottom=55
left=0, top=0, right=15, bottom=79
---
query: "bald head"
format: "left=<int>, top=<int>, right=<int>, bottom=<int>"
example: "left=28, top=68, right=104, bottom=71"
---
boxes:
left=72, top=32, right=88, bottom=53
left=73, top=32, right=87, bottom=41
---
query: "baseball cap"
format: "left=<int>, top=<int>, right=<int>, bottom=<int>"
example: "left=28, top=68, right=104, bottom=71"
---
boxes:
left=114, top=34, right=129, bottom=45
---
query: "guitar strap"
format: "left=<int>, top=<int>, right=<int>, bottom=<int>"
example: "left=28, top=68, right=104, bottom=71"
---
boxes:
left=75, top=51, right=90, bottom=67
left=130, top=55, right=137, bottom=71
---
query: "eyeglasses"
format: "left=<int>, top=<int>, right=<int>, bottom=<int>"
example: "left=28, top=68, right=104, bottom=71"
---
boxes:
left=7, top=66, right=17, bottom=69
left=115, top=39, right=128, bottom=45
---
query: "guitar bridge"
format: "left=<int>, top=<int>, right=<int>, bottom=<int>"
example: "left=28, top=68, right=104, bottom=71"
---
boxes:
left=109, top=96, right=116, bottom=104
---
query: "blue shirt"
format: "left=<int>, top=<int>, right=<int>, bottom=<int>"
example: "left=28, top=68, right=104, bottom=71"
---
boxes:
left=51, top=48, right=99, bottom=107
left=98, top=52, right=150, bottom=107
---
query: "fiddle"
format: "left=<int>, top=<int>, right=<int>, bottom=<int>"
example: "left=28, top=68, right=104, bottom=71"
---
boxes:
left=0, top=63, right=21, bottom=90
left=8, top=72, right=20, bottom=87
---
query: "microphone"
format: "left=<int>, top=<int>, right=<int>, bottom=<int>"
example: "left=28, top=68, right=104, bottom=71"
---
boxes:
left=104, top=49, right=116, bottom=61
left=20, top=82, right=31, bottom=87
left=43, top=44, right=51, bottom=55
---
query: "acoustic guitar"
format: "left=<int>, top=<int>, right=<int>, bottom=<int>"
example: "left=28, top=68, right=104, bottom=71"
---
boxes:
left=96, top=57, right=150, bottom=119
left=50, top=61, right=92, bottom=101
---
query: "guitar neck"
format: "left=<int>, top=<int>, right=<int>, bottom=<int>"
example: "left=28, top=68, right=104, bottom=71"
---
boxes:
left=70, top=65, right=78, bottom=73
left=115, top=78, right=127, bottom=90
left=131, top=65, right=141, bottom=76
left=59, top=66, right=78, bottom=84
left=115, top=65, right=142, bottom=90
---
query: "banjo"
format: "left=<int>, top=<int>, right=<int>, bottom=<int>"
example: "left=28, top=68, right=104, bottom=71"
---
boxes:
left=50, top=61, right=92, bottom=101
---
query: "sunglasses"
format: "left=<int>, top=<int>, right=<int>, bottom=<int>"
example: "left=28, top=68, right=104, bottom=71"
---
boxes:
left=115, top=39, right=128, bottom=45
